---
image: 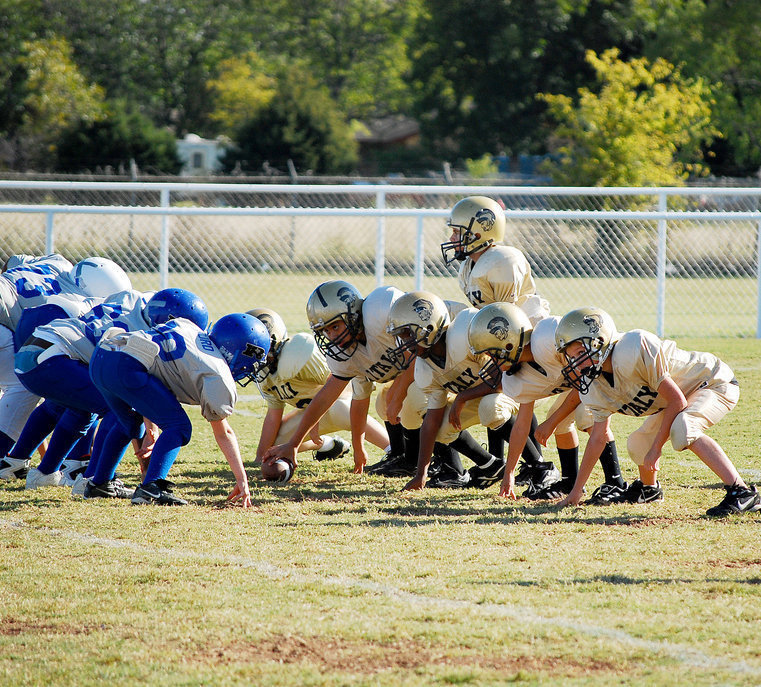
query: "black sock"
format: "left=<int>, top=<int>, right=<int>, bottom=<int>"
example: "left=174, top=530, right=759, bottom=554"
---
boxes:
left=402, top=427, right=420, bottom=464
left=487, top=427, right=504, bottom=461
left=494, top=415, right=544, bottom=466
left=385, top=421, right=404, bottom=457
left=432, top=442, right=463, bottom=475
left=450, top=431, right=495, bottom=467
left=557, top=447, right=578, bottom=482
left=599, top=440, right=625, bottom=487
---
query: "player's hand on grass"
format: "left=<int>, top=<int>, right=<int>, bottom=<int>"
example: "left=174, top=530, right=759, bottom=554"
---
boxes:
left=403, top=473, right=426, bottom=491
left=227, top=481, right=252, bottom=508
left=498, top=472, right=517, bottom=499
left=353, top=446, right=368, bottom=474
left=558, top=487, right=584, bottom=507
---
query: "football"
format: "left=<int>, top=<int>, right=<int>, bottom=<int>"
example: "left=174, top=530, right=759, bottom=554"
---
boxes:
left=261, top=458, right=293, bottom=483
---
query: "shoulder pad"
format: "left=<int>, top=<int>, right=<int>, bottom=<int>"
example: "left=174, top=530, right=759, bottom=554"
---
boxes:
left=276, top=332, right=323, bottom=379
left=447, top=308, right=479, bottom=363
left=471, top=245, right=528, bottom=280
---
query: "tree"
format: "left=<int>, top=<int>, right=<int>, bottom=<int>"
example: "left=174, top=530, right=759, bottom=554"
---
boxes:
left=641, top=0, right=761, bottom=176
left=55, top=103, right=181, bottom=175
left=207, top=52, right=278, bottom=136
left=260, top=0, right=421, bottom=120
left=538, top=48, right=717, bottom=186
left=16, top=36, right=106, bottom=170
left=222, top=67, right=358, bottom=175
left=409, top=0, right=654, bottom=160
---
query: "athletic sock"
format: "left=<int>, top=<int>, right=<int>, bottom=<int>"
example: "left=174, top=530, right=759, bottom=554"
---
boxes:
left=486, top=427, right=504, bottom=461
left=402, top=427, right=420, bottom=464
left=432, top=442, right=464, bottom=475
left=599, top=440, right=625, bottom=487
left=450, top=430, right=494, bottom=467
left=316, top=436, right=335, bottom=453
left=557, top=446, right=579, bottom=482
left=385, top=421, right=404, bottom=457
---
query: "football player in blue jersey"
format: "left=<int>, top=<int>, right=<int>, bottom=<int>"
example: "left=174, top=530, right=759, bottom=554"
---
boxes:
left=12, top=288, right=208, bottom=492
left=0, top=254, right=130, bottom=480
left=87, top=313, right=269, bottom=507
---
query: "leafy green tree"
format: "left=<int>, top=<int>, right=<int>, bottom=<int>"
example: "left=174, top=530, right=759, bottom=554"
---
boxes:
left=539, top=48, right=717, bottom=186
left=409, top=0, right=654, bottom=160
left=55, top=102, right=181, bottom=174
left=17, top=36, right=106, bottom=170
left=222, top=68, right=358, bottom=175
left=641, top=0, right=761, bottom=176
left=260, top=0, right=421, bottom=120
left=207, top=52, right=278, bottom=135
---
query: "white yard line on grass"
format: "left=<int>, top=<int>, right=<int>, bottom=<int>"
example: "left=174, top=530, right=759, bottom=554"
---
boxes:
left=2, top=517, right=758, bottom=677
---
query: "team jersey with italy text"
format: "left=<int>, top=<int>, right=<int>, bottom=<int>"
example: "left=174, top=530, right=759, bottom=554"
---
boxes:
left=97, top=318, right=237, bottom=422
left=35, top=289, right=151, bottom=364
left=581, top=329, right=733, bottom=424
left=414, top=307, right=489, bottom=410
left=458, top=245, right=550, bottom=324
left=326, top=285, right=404, bottom=398
left=500, top=316, right=571, bottom=403
left=257, top=332, right=340, bottom=410
left=0, top=254, right=94, bottom=330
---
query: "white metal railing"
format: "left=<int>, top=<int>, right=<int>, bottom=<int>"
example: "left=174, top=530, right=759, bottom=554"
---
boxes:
left=1, top=181, right=760, bottom=338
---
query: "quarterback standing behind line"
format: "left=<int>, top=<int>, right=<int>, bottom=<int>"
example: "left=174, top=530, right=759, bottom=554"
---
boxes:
left=441, top=196, right=555, bottom=489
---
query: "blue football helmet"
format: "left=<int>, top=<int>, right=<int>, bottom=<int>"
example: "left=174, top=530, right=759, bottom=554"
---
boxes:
left=209, top=313, right=271, bottom=385
left=143, top=288, right=209, bottom=330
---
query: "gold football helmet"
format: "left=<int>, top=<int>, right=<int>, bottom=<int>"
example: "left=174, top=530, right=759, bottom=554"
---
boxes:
left=468, top=302, right=533, bottom=388
left=386, top=290, right=450, bottom=370
left=247, top=307, right=289, bottom=382
left=555, top=306, right=618, bottom=393
left=441, top=195, right=506, bottom=265
left=306, top=280, right=363, bottom=361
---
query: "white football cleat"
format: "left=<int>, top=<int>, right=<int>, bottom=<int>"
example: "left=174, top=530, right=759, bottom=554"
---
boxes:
left=0, top=456, right=30, bottom=481
left=70, top=473, right=88, bottom=497
left=25, top=467, right=63, bottom=490
left=61, top=458, right=90, bottom=487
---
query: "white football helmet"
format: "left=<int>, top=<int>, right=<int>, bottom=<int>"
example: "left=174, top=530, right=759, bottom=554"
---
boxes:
left=441, top=195, right=506, bottom=265
left=71, top=257, right=131, bottom=298
left=555, top=306, right=619, bottom=393
left=247, top=307, right=289, bottom=382
left=468, top=302, right=532, bottom=388
left=386, top=290, right=450, bottom=370
left=306, top=280, right=364, bottom=361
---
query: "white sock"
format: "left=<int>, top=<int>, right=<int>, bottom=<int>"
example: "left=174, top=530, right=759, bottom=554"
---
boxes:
left=317, top=436, right=335, bottom=453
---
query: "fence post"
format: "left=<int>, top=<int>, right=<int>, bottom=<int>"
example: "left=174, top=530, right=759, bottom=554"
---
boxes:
left=375, top=188, right=386, bottom=287
left=756, top=219, right=761, bottom=338
left=414, top=215, right=425, bottom=290
left=656, top=192, right=668, bottom=338
left=45, top=211, right=55, bottom=254
left=160, top=188, right=170, bottom=289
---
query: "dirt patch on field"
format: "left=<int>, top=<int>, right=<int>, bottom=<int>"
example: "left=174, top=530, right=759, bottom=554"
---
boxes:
left=706, top=558, right=761, bottom=568
left=0, top=617, right=94, bottom=636
left=196, top=634, right=619, bottom=678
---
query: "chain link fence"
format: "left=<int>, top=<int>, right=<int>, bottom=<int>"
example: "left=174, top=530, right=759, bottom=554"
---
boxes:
left=1, top=180, right=760, bottom=338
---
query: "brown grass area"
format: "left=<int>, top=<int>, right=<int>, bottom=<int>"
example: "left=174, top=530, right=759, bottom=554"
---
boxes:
left=195, top=634, right=620, bottom=677
left=0, top=617, right=94, bottom=636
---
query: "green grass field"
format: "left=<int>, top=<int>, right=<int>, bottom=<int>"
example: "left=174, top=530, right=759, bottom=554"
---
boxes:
left=2, top=336, right=761, bottom=686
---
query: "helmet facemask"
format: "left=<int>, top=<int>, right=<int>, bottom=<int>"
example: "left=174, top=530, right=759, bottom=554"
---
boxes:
left=387, top=324, right=432, bottom=371
left=312, top=311, right=362, bottom=362
left=252, top=339, right=285, bottom=383
left=560, top=337, right=611, bottom=394
left=475, top=331, right=527, bottom=389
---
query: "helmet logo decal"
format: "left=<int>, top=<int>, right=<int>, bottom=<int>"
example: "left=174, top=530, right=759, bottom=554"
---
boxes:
left=487, top=316, right=510, bottom=341
left=412, top=298, right=433, bottom=322
left=475, top=208, right=496, bottom=231
left=242, top=342, right=259, bottom=359
left=337, top=287, right=357, bottom=307
left=583, top=314, right=602, bottom=335
left=256, top=313, right=274, bottom=332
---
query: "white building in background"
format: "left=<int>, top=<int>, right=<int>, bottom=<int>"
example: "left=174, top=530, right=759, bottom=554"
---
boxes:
left=176, top=133, right=226, bottom=176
